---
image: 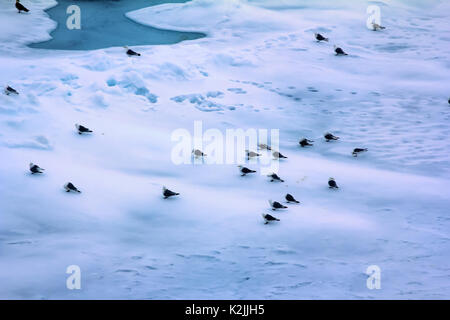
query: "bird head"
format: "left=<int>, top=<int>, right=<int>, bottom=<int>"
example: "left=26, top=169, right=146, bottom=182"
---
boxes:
left=75, top=123, right=79, bottom=129
left=123, top=46, right=128, bottom=49
left=237, top=165, right=243, bottom=168
left=329, top=177, right=335, bottom=181
left=29, top=162, right=34, bottom=167
left=162, top=186, right=167, bottom=191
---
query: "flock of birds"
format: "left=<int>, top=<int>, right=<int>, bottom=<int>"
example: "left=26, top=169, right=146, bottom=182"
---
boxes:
left=6, top=2, right=449, bottom=225
left=184, top=132, right=362, bottom=224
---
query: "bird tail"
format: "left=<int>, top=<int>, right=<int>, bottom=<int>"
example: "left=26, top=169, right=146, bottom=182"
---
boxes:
left=324, top=38, right=329, bottom=42
left=280, top=179, right=285, bottom=182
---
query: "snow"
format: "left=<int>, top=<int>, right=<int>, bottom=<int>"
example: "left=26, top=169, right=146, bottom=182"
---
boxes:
left=0, top=0, right=450, bottom=299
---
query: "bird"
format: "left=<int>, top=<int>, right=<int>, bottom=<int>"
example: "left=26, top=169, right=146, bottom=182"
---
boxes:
left=273, top=151, right=287, bottom=159
left=352, top=148, right=368, bottom=157
left=285, top=193, right=300, bottom=203
left=238, top=165, right=256, bottom=176
left=16, top=0, right=29, bottom=13
left=372, top=22, right=386, bottom=31
left=4, top=85, right=19, bottom=95
left=328, top=178, right=338, bottom=189
left=64, top=182, right=81, bottom=193
left=334, top=45, right=348, bottom=56
left=299, top=138, right=313, bottom=147
left=268, top=173, right=284, bottom=182
left=123, top=46, right=141, bottom=56
left=29, top=163, right=44, bottom=174
left=262, top=213, right=280, bottom=224
left=258, top=143, right=272, bottom=150
left=246, top=150, right=261, bottom=159
left=324, top=132, right=339, bottom=141
left=163, top=186, right=179, bottom=199
left=269, top=200, right=287, bottom=210
left=192, top=149, right=206, bottom=157
left=315, top=33, right=329, bottom=42
left=75, top=124, right=93, bottom=135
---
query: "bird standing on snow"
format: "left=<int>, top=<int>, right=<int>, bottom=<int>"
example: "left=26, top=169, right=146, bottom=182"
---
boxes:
left=268, top=173, right=284, bottom=182
left=5, top=86, right=19, bottom=95
left=352, top=148, right=368, bottom=157
left=246, top=150, right=261, bottom=160
left=29, top=163, right=44, bottom=174
left=315, top=33, right=329, bottom=42
left=64, top=182, right=81, bottom=193
left=238, top=165, right=256, bottom=176
left=262, top=213, right=280, bottom=224
left=273, top=151, right=287, bottom=159
left=75, top=124, right=93, bottom=135
left=123, top=46, right=141, bottom=56
left=372, top=22, right=386, bottom=31
left=299, top=138, right=314, bottom=147
left=334, top=45, right=348, bottom=56
left=192, top=149, right=206, bottom=158
left=269, top=200, right=287, bottom=210
left=324, top=132, right=339, bottom=141
left=16, top=0, right=29, bottom=13
left=285, top=193, right=300, bottom=203
left=258, top=143, right=271, bottom=151
left=163, top=186, right=179, bottom=199
left=328, top=178, right=338, bottom=189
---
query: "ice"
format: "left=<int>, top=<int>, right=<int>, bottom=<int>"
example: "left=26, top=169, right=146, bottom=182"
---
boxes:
left=0, top=0, right=449, bottom=299
left=29, top=0, right=205, bottom=50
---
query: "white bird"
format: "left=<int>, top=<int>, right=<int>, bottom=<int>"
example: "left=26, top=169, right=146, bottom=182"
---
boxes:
left=246, top=150, right=261, bottom=159
left=192, top=149, right=206, bottom=157
left=372, top=22, right=386, bottom=31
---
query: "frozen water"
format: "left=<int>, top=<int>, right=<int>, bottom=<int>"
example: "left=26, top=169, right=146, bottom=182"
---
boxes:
left=0, top=0, right=449, bottom=299
left=29, top=0, right=205, bottom=50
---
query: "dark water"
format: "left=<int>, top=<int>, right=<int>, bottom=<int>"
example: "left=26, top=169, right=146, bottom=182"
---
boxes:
left=29, top=0, right=205, bottom=50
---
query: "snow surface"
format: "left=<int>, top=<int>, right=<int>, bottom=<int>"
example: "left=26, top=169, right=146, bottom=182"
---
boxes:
left=0, top=0, right=449, bottom=299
